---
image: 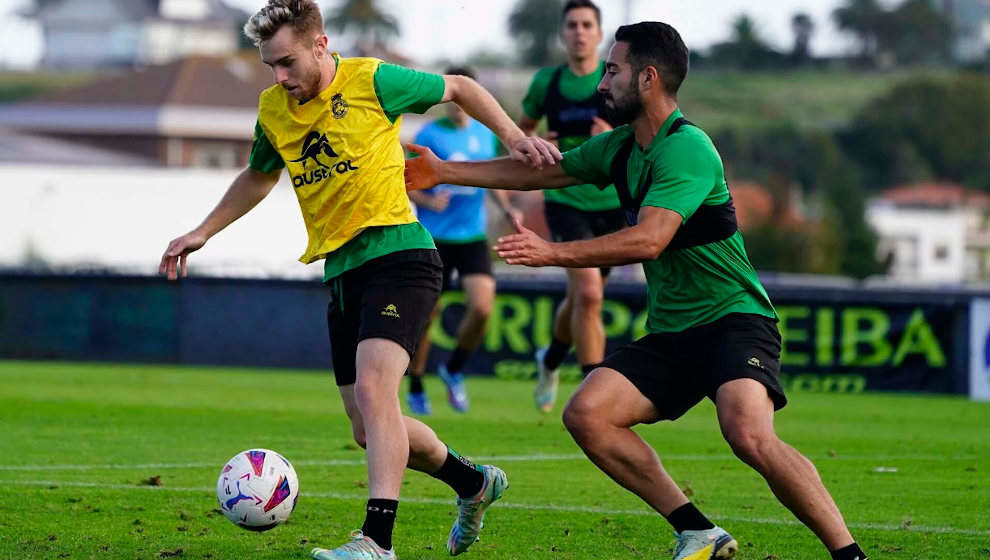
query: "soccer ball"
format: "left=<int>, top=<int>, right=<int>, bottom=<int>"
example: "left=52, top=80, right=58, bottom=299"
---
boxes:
left=216, top=449, right=299, bottom=531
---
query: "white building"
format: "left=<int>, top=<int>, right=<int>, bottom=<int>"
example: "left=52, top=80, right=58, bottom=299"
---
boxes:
left=868, top=202, right=966, bottom=283
left=867, top=183, right=990, bottom=284
left=33, top=0, right=247, bottom=69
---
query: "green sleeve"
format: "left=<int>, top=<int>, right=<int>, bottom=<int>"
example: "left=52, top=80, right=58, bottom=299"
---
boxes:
left=559, top=129, right=615, bottom=187
left=374, top=63, right=445, bottom=124
left=248, top=120, right=285, bottom=173
left=521, top=67, right=553, bottom=120
left=642, top=134, right=720, bottom=222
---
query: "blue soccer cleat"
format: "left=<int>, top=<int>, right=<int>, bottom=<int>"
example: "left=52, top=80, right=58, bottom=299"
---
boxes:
left=406, top=390, right=432, bottom=415
left=437, top=363, right=469, bottom=413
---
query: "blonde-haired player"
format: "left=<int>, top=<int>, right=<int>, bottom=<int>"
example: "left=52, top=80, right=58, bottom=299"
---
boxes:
left=159, top=1, right=560, bottom=558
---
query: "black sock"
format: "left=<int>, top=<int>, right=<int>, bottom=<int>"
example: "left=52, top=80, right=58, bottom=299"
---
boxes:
left=831, top=543, right=867, bottom=560
left=580, top=363, right=601, bottom=376
left=361, top=498, right=398, bottom=550
left=665, top=502, right=715, bottom=533
left=446, top=346, right=472, bottom=374
left=430, top=448, right=485, bottom=498
left=543, top=336, right=570, bottom=370
left=409, top=374, right=424, bottom=394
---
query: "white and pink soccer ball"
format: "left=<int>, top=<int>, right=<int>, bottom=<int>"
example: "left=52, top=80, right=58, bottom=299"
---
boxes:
left=216, top=449, right=299, bottom=531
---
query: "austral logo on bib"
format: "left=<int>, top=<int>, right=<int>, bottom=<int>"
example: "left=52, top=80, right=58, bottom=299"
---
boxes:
left=289, top=130, right=359, bottom=188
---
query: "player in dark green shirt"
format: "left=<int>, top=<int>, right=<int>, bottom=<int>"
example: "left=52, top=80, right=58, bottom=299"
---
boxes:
left=518, top=0, right=626, bottom=414
left=406, top=21, right=869, bottom=560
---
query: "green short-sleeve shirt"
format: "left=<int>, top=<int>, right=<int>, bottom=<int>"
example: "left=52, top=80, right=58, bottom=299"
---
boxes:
left=374, top=62, right=446, bottom=123
left=522, top=62, right=618, bottom=212
left=248, top=58, right=444, bottom=281
left=561, top=109, right=777, bottom=333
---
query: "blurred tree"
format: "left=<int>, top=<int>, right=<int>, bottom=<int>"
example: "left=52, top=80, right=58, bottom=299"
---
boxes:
left=464, top=49, right=515, bottom=68
left=708, top=14, right=783, bottom=69
left=833, top=0, right=885, bottom=64
left=881, top=0, right=953, bottom=65
left=833, top=0, right=953, bottom=67
left=744, top=222, right=842, bottom=275
left=509, top=0, right=564, bottom=67
left=841, top=75, right=990, bottom=190
left=325, top=0, right=399, bottom=45
left=824, top=165, right=881, bottom=279
left=790, top=13, right=814, bottom=64
left=718, top=126, right=880, bottom=277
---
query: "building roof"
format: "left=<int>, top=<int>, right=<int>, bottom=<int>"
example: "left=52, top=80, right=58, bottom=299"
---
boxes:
left=0, top=55, right=273, bottom=139
left=0, top=53, right=433, bottom=143
left=32, top=0, right=247, bottom=23
left=0, top=128, right=155, bottom=166
left=36, top=54, right=271, bottom=108
left=880, top=182, right=990, bottom=209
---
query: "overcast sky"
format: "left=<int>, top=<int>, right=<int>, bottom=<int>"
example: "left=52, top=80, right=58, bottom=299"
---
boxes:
left=0, top=0, right=876, bottom=69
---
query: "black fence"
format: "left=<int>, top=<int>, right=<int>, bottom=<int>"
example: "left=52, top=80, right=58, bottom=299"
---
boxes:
left=0, top=274, right=980, bottom=395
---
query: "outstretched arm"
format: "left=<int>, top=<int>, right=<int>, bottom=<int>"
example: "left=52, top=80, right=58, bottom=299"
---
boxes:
left=495, top=206, right=682, bottom=268
left=159, top=166, right=281, bottom=280
left=442, top=75, right=560, bottom=168
left=406, top=144, right=581, bottom=193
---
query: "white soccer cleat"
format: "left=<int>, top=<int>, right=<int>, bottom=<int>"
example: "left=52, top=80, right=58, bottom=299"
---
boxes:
left=447, top=465, right=508, bottom=556
left=310, top=531, right=396, bottom=559
left=672, top=526, right=738, bottom=560
left=533, top=347, right=559, bottom=413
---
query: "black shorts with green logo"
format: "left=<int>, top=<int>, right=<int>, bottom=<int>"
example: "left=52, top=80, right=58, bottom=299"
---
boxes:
left=326, top=249, right=442, bottom=386
left=544, top=201, right=625, bottom=277
left=600, top=313, right=787, bottom=421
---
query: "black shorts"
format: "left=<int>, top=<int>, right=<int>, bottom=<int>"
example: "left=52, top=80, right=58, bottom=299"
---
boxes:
left=436, top=240, right=493, bottom=291
left=600, top=313, right=787, bottom=421
left=326, top=249, right=442, bottom=386
left=544, top=201, right=626, bottom=277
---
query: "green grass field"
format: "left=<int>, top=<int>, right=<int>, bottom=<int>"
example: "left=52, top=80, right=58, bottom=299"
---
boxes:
left=1, top=361, right=988, bottom=559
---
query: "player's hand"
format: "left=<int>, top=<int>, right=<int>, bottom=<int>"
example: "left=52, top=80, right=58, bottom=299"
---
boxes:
left=508, top=135, right=562, bottom=169
left=495, top=217, right=556, bottom=267
left=405, top=144, right=443, bottom=192
left=159, top=231, right=207, bottom=281
left=428, top=190, right=452, bottom=212
left=591, top=116, right=613, bottom=136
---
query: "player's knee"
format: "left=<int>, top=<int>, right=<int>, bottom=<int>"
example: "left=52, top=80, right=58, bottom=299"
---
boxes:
left=573, top=284, right=603, bottom=313
left=353, top=371, right=389, bottom=411
left=723, top=425, right=775, bottom=470
left=466, top=299, right=492, bottom=322
left=562, top=397, right=599, bottom=443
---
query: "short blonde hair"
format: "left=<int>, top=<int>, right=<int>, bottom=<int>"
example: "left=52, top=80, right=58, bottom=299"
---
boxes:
left=243, top=0, right=324, bottom=47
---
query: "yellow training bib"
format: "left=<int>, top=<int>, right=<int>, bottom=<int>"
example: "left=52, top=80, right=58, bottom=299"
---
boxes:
left=257, top=56, right=416, bottom=264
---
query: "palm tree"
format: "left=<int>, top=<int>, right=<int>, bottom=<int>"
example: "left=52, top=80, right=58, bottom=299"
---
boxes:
left=791, top=13, right=814, bottom=63
left=508, top=0, right=564, bottom=67
left=832, top=0, right=884, bottom=62
left=324, top=0, right=400, bottom=46
left=721, top=14, right=778, bottom=69
left=731, top=14, right=761, bottom=46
